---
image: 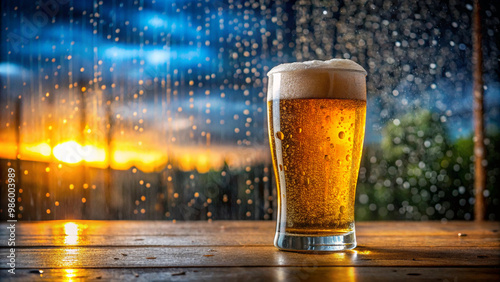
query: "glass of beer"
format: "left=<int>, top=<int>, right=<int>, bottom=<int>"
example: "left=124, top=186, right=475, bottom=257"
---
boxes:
left=267, top=59, right=367, bottom=251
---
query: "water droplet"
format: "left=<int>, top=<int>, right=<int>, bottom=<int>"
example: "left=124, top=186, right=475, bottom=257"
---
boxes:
left=284, top=165, right=287, bottom=171
left=338, top=131, right=345, bottom=139
left=348, top=137, right=351, bottom=142
left=337, top=160, right=342, bottom=165
left=279, top=164, right=283, bottom=171
left=297, top=127, right=302, bottom=133
left=340, top=206, right=345, bottom=214
left=324, top=155, right=330, bottom=161
left=346, top=155, right=351, bottom=161
left=276, top=131, right=284, bottom=140
left=341, top=117, right=344, bottom=121
left=326, top=137, right=331, bottom=141
left=326, top=115, right=331, bottom=122
left=307, top=178, right=310, bottom=185
left=330, top=143, right=334, bottom=149
left=302, top=171, right=306, bottom=176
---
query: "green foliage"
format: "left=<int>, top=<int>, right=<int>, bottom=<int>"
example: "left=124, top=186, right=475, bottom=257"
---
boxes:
left=356, top=109, right=500, bottom=221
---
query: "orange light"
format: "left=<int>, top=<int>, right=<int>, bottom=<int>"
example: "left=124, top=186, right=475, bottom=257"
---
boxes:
left=52, top=141, right=106, bottom=166
left=64, top=222, right=79, bottom=236
left=53, top=141, right=84, bottom=164
left=23, top=142, right=52, bottom=157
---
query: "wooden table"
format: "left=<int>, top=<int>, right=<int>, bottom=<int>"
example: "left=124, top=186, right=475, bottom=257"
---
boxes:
left=1, top=221, right=499, bottom=281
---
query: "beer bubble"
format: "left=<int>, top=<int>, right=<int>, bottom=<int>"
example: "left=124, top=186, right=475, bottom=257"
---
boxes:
left=324, top=155, right=330, bottom=161
left=338, top=131, right=345, bottom=139
left=276, top=131, right=284, bottom=140
left=346, top=155, right=351, bottom=161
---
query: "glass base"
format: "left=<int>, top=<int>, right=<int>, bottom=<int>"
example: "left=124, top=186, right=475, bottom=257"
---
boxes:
left=274, top=230, right=356, bottom=252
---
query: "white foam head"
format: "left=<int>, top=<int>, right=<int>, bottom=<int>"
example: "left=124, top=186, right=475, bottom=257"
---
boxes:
left=267, top=59, right=367, bottom=101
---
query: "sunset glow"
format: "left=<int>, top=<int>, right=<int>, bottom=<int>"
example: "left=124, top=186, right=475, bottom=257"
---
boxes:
left=0, top=139, right=268, bottom=173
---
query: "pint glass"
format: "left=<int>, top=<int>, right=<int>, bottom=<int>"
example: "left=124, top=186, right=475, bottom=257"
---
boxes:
left=267, top=59, right=367, bottom=251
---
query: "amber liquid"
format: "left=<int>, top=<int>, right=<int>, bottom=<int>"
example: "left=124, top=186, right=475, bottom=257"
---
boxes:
left=268, top=98, right=366, bottom=236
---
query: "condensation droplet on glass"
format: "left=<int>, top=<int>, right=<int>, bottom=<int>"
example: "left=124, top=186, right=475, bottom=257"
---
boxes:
left=325, top=115, right=331, bottom=122
left=324, top=155, right=330, bottom=161
left=337, top=160, right=342, bottom=166
left=279, top=164, right=283, bottom=171
left=346, top=155, right=351, bottom=161
left=297, top=127, right=302, bottom=134
left=338, top=131, right=345, bottom=139
left=326, top=137, right=331, bottom=141
left=276, top=131, right=284, bottom=140
left=330, top=143, right=334, bottom=149
left=340, top=206, right=345, bottom=214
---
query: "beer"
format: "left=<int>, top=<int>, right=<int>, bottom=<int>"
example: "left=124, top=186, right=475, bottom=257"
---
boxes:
left=267, top=59, right=367, bottom=251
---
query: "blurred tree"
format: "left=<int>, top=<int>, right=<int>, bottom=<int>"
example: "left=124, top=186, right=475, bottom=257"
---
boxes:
left=449, top=130, right=500, bottom=221
left=356, top=109, right=500, bottom=221
left=376, top=110, right=453, bottom=220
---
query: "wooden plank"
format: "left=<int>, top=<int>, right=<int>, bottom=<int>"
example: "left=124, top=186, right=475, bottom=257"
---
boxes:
left=1, top=221, right=498, bottom=271
left=1, top=234, right=499, bottom=248
left=1, top=267, right=499, bottom=281
left=2, top=245, right=499, bottom=268
left=2, top=221, right=499, bottom=236
left=1, top=221, right=498, bottom=247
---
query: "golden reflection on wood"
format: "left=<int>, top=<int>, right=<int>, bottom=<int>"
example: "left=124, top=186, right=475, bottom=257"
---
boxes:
left=0, top=221, right=499, bottom=280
